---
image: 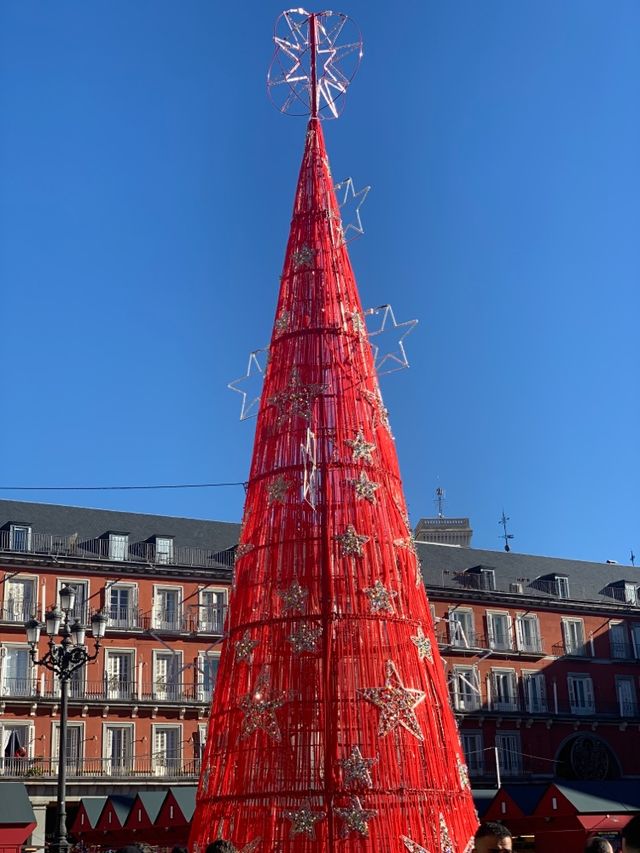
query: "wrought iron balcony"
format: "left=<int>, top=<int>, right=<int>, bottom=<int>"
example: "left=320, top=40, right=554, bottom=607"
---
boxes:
left=0, top=754, right=201, bottom=779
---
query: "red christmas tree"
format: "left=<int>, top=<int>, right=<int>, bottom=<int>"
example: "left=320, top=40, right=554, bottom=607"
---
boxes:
left=190, top=11, right=478, bottom=852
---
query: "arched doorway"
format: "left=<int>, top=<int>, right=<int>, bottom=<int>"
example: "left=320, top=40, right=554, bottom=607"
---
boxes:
left=556, top=733, right=621, bottom=780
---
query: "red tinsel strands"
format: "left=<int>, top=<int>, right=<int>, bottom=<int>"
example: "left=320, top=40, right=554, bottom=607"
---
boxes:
left=189, top=117, right=478, bottom=852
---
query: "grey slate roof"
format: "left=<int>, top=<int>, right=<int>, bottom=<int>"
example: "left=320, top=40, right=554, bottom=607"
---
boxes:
left=417, top=542, right=640, bottom=607
left=0, top=499, right=240, bottom=557
left=0, top=782, right=36, bottom=825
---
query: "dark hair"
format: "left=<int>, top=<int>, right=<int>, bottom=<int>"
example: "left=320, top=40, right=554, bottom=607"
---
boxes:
left=205, top=843, right=236, bottom=853
left=585, top=838, right=613, bottom=853
left=475, top=822, right=512, bottom=840
left=623, top=815, right=640, bottom=851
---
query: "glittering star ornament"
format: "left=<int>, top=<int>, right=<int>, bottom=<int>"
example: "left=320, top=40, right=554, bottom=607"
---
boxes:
left=346, top=428, right=376, bottom=464
left=439, top=814, right=455, bottom=853
left=362, top=386, right=391, bottom=433
left=351, top=470, right=380, bottom=504
left=287, top=622, right=322, bottom=655
left=411, top=625, right=433, bottom=663
left=274, top=309, right=290, bottom=335
left=277, top=579, right=308, bottom=614
left=339, top=746, right=377, bottom=789
left=267, top=368, right=326, bottom=426
left=358, top=660, right=426, bottom=741
left=235, top=542, right=255, bottom=560
left=335, top=524, right=369, bottom=558
left=267, top=474, right=292, bottom=504
left=457, top=754, right=470, bottom=789
left=235, top=630, right=259, bottom=664
left=284, top=802, right=326, bottom=839
left=401, top=836, right=430, bottom=853
left=334, top=796, right=377, bottom=838
left=363, top=579, right=398, bottom=614
left=238, top=668, right=287, bottom=742
left=348, top=307, right=366, bottom=337
left=292, top=243, right=316, bottom=270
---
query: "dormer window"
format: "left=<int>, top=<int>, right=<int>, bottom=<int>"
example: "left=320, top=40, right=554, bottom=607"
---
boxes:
left=463, top=566, right=496, bottom=591
left=155, top=536, right=174, bottom=565
left=624, top=583, right=638, bottom=606
left=555, top=575, right=570, bottom=599
left=108, top=533, right=129, bottom=561
left=9, top=524, right=31, bottom=552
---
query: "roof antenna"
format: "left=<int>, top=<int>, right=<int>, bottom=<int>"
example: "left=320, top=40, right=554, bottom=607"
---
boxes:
left=499, top=510, right=514, bottom=552
left=631, top=550, right=636, bottom=567
left=434, top=487, right=445, bottom=519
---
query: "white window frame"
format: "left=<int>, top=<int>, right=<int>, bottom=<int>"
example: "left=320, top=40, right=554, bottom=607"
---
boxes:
left=450, top=665, right=481, bottom=712
left=104, top=647, right=137, bottom=701
left=486, top=610, right=512, bottom=651
left=495, top=731, right=522, bottom=776
left=522, top=670, right=547, bottom=713
left=152, top=584, right=183, bottom=631
left=108, top=533, right=129, bottom=561
left=102, top=722, right=135, bottom=776
left=490, top=668, right=518, bottom=711
left=0, top=721, right=34, bottom=774
left=460, top=731, right=484, bottom=775
left=448, top=608, right=475, bottom=648
left=51, top=720, right=85, bottom=773
left=151, top=723, right=182, bottom=776
left=561, top=618, right=585, bottom=655
left=555, top=576, right=570, bottom=599
left=631, top=623, right=640, bottom=660
left=197, top=651, right=221, bottom=703
left=1, top=643, right=35, bottom=697
left=615, top=675, right=637, bottom=717
left=152, top=649, right=183, bottom=701
left=3, top=575, right=38, bottom=623
left=609, top=621, right=629, bottom=659
left=155, top=537, right=174, bottom=565
left=9, top=524, right=31, bottom=551
left=107, top=582, right=138, bottom=629
left=479, top=568, right=496, bottom=591
left=198, top=587, right=228, bottom=633
left=624, top=583, right=638, bottom=606
left=56, top=578, right=90, bottom=625
left=515, top=613, right=542, bottom=653
left=567, top=673, right=595, bottom=715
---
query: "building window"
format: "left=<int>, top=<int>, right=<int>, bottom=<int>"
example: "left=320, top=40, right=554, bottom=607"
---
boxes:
left=490, top=669, right=518, bottom=712
left=155, top=537, right=174, bottom=565
left=609, top=622, right=629, bottom=659
left=515, top=614, right=542, bottom=653
left=486, top=612, right=512, bottom=651
left=1, top=646, right=33, bottom=697
left=495, top=732, right=522, bottom=776
left=555, top=576, right=570, bottom=599
left=449, top=609, right=475, bottom=648
left=9, top=525, right=31, bottom=552
left=632, top=624, right=640, bottom=659
left=568, top=675, right=595, bottom=715
left=199, top=589, right=227, bottom=633
left=53, top=722, right=83, bottom=774
left=152, top=651, right=181, bottom=701
left=0, top=723, right=31, bottom=776
left=57, top=579, right=89, bottom=625
left=195, top=724, right=208, bottom=766
left=450, top=666, right=481, bottom=712
left=108, top=533, right=129, bottom=561
left=460, top=732, right=484, bottom=775
left=624, top=583, right=638, bottom=606
left=616, top=676, right=637, bottom=717
left=108, top=583, right=138, bottom=628
left=523, top=671, right=547, bottom=713
left=104, top=724, right=134, bottom=776
left=561, top=618, right=586, bottom=655
left=4, top=577, right=37, bottom=622
left=152, top=725, right=181, bottom=776
left=197, top=653, right=220, bottom=703
left=153, top=587, right=182, bottom=631
left=105, top=650, right=135, bottom=700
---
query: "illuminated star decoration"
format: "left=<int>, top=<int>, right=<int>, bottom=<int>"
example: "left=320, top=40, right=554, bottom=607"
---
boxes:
left=345, top=428, right=376, bottom=464
left=365, top=304, right=418, bottom=375
left=339, top=746, right=378, bottom=789
left=335, top=524, right=369, bottom=558
left=439, top=814, right=455, bottom=853
left=457, top=753, right=470, bottom=789
left=228, top=348, right=270, bottom=420
left=362, top=385, right=391, bottom=433
left=267, top=368, right=326, bottom=427
left=401, top=836, right=430, bottom=853
left=284, top=801, right=326, bottom=839
left=333, top=177, right=370, bottom=244
left=301, top=427, right=318, bottom=509
left=345, top=306, right=366, bottom=337
left=363, top=579, right=398, bottom=615
left=292, top=243, right=316, bottom=270
left=287, top=622, right=323, bottom=655
left=351, top=471, right=380, bottom=504
left=334, top=796, right=377, bottom=838
left=411, top=625, right=433, bottom=663
left=267, top=474, right=292, bottom=505
left=358, top=660, right=426, bottom=741
left=235, top=630, right=259, bottom=664
left=274, top=309, right=290, bottom=335
left=277, top=579, right=309, bottom=614
left=238, top=668, right=288, bottom=742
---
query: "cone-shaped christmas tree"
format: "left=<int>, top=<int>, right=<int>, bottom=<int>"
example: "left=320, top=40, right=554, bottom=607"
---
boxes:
left=190, top=12, right=478, bottom=852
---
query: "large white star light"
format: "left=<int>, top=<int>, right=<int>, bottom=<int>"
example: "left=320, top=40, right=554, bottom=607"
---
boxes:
left=365, top=304, right=418, bottom=375
left=228, top=348, right=269, bottom=420
left=333, top=177, right=370, bottom=244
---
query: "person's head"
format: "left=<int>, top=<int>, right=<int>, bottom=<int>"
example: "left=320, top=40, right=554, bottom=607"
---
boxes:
left=171, top=848, right=188, bottom=853
left=585, top=837, right=614, bottom=853
left=474, top=821, right=513, bottom=853
left=623, top=814, right=640, bottom=853
left=205, top=843, right=236, bottom=853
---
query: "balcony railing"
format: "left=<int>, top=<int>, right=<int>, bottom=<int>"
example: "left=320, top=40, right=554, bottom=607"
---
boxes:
left=0, top=755, right=201, bottom=779
left=552, top=642, right=590, bottom=657
left=0, top=678, right=216, bottom=704
left=0, top=529, right=235, bottom=569
left=452, top=690, right=640, bottom=719
left=437, top=631, right=544, bottom=655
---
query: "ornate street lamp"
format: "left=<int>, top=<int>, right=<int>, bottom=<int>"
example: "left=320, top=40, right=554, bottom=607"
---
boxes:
left=25, top=587, right=107, bottom=853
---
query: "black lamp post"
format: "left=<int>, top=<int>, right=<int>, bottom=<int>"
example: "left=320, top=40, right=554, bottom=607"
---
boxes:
left=25, top=586, right=108, bottom=853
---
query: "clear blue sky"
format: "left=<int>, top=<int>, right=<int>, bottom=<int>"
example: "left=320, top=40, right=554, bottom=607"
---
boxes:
left=1, top=1, right=638, bottom=563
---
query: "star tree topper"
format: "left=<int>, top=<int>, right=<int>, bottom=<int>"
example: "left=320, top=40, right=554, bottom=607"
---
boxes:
left=358, top=660, right=426, bottom=741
